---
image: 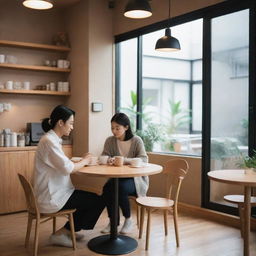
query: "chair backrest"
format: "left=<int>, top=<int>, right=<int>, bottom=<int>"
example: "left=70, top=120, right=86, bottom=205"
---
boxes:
left=163, top=159, right=189, bottom=203
left=18, top=173, right=39, bottom=216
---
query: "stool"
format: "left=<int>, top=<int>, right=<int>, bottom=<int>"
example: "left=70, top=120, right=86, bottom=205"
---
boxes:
left=224, top=195, right=256, bottom=237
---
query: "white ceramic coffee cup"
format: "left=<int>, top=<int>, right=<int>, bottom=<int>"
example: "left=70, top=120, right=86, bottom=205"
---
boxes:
left=90, top=156, right=98, bottom=165
left=114, top=156, right=124, bottom=166
left=23, top=81, right=30, bottom=90
left=57, top=59, right=64, bottom=68
left=0, top=54, right=5, bottom=63
left=63, top=60, right=70, bottom=68
left=5, top=81, right=13, bottom=90
left=99, top=155, right=109, bottom=165
left=131, top=158, right=142, bottom=167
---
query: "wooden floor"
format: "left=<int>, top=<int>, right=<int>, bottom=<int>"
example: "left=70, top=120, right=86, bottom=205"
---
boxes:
left=1, top=209, right=256, bottom=256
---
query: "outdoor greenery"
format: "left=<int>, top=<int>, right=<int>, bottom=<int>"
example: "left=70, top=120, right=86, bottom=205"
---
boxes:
left=120, top=90, right=164, bottom=151
left=165, top=100, right=190, bottom=135
left=239, top=150, right=256, bottom=169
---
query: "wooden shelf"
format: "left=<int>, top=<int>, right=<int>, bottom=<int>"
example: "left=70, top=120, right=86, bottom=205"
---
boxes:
left=0, top=89, right=70, bottom=96
left=0, top=40, right=70, bottom=52
left=0, top=63, right=70, bottom=72
left=0, top=144, right=71, bottom=152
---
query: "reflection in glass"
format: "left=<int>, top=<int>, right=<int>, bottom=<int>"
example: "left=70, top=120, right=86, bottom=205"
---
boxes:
left=209, top=9, right=249, bottom=205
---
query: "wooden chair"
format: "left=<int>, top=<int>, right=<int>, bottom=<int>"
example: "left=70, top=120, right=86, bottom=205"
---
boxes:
left=136, top=159, right=189, bottom=250
left=224, top=194, right=256, bottom=237
left=17, top=173, right=77, bottom=256
left=128, top=196, right=140, bottom=227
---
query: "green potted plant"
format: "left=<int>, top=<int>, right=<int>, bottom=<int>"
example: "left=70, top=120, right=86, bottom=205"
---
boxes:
left=240, top=150, right=256, bottom=174
left=136, top=123, right=164, bottom=152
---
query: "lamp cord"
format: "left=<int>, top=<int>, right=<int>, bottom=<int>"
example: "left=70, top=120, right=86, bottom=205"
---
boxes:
left=168, top=0, right=171, bottom=28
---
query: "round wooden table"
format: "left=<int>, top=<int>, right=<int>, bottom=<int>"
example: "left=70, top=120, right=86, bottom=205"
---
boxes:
left=78, top=163, right=163, bottom=255
left=208, top=169, right=256, bottom=256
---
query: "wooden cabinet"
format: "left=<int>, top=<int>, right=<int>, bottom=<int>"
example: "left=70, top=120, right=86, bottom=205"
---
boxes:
left=0, top=145, right=72, bottom=214
left=0, top=40, right=71, bottom=96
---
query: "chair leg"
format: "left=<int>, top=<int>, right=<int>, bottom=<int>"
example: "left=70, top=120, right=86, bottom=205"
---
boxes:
left=238, top=204, right=244, bottom=238
left=164, top=210, right=168, bottom=236
left=25, top=214, right=33, bottom=248
left=68, top=213, right=77, bottom=250
left=145, top=208, right=151, bottom=251
left=52, top=217, right=56, bottom=234
left=136, top=204, right=140, bottom=228
left=33, top=218, right=40, bottom=256
left=139, top=206, right=145, bottom=239
left=173, top=206, right=179, bottom=247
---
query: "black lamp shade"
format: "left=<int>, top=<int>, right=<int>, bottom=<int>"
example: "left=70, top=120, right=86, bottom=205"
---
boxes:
left=155, top=28, right=181, bottom=52
left=124, top=0, right=152, bottom=19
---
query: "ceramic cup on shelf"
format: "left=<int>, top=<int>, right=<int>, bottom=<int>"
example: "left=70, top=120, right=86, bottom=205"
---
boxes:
left=0, top=54, right=5, bottom=63
left=63, top=60, right=70, bottom=69
left=62, top=82, right=69, bottom=92
left=49, top=82, right=56, bottom=91
left=44, top=60, right=51, bottom=66
left=57, top=81, right=63, bottom=91
left=57, top=59, right=64, bottom=68
left=114, top=156, right=124, bottom=167
left=23, top=81, right=30, bottom=90
left=5, top=81, right=13, bottom=90
left=6, top=55, right=17, bottom=64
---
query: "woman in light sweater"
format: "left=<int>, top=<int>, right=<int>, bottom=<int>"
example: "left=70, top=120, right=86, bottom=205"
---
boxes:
left=34, top=105, right=104, bottom=247
left=101, top=112, right=148, bottom=234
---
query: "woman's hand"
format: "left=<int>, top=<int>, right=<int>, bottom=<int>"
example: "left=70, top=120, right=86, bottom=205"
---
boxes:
left=72, top=153, right=92, bottom=173
left=108, top=157, right=115, bottom=165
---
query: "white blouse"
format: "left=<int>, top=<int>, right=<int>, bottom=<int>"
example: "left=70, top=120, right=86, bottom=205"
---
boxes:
left=33, top=130, right=74, bottom=213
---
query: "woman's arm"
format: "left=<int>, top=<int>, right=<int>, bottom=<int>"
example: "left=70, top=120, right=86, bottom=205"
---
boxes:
left=72, top=154, right=91, bottom=172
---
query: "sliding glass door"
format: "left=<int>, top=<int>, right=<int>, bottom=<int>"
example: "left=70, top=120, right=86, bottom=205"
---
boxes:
left=206, top=9, right=250, bottom=211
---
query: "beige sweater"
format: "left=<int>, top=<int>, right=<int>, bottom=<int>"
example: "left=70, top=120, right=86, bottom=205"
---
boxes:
left=102, top=135, right=149, bottom=197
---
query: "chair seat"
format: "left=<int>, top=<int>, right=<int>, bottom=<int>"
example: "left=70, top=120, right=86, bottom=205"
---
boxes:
left=224, top=195, right=256, bottom=205
left=41, top=209, right=76, bottom=217
left=136, top=196, right=174, bottom=209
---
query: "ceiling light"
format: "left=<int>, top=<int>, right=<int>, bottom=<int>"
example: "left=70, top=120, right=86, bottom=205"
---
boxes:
left=155, top=0, right=180, bottom=52
left=23, top=0, right=53, bottom=10
left=124, top=0, right=152, bottom=19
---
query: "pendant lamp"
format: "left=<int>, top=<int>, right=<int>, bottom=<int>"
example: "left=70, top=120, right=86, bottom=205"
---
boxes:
left=124, top=0, right=152, bottom=19
left=155, top=0, right=180, bottom=52
left=23, top=0, right=53, bottom=10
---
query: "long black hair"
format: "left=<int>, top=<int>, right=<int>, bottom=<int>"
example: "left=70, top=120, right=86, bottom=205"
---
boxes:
left=111, top=112, right=134, bottom=141
left=42, top=105, right=75, bottom=132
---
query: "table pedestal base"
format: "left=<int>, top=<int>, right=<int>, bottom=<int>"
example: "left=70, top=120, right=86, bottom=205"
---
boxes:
left=88, top=234, right=138, bottom=255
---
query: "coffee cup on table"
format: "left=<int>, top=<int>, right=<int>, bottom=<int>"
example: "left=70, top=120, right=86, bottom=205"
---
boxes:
left=89, top=156, right=98, bottom=166
left=130, top=158, right=142, bottom=167
left=113, top=156, right=124, bottom=166
left=99, top=155, right=109, bottom=165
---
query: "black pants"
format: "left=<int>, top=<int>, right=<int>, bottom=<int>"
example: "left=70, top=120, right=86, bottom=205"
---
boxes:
left=61, top=190, right=105, bottom=232
left=102, top=178, right=137, bottom=220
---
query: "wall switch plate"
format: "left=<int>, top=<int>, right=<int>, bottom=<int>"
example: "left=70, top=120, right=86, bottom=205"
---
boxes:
left=91, top=102, right=103, bottom=112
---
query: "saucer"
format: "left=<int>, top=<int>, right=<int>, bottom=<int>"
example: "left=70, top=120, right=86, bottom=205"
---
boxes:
left=71, top=157, right=82, bottom=162
left=129, top=163, right=147, bottom=168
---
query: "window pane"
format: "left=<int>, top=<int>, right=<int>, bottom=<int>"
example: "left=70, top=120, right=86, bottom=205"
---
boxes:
left=141, top=19, right=203, bottom=154
left=118, top=38, right=137, bottom=130
left=209, top=9, right=249, bottom=205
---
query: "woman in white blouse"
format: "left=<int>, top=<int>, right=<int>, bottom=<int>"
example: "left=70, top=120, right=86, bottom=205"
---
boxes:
left=34, top=105, right=104, bottom=247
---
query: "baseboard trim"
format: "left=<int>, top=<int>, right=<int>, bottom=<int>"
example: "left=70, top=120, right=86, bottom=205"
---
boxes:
left=178, top=202, right=256, bottom=230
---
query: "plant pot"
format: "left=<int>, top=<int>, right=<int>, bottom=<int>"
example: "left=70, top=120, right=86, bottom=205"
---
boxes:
left=244, top=168, right=256, bottom=175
